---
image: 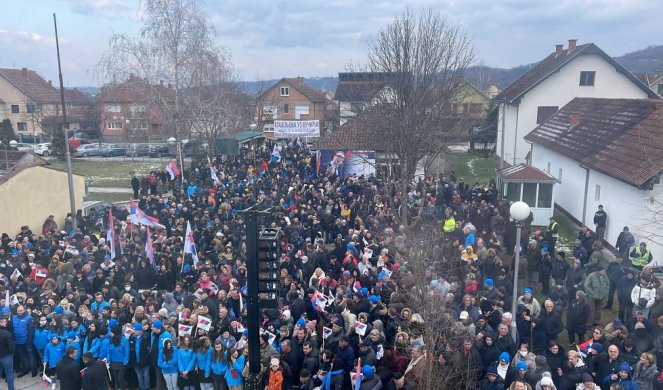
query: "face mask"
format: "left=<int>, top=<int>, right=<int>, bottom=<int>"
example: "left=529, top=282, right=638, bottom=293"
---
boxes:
left=520, top=351, right=528, bottom=357
left=40, top=321, right=47, bottom=326
left=125, top=286, right=131, bottom=291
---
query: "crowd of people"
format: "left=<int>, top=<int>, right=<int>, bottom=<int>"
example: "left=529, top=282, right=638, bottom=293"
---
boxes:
left=0, top=139, right=660, bottom=390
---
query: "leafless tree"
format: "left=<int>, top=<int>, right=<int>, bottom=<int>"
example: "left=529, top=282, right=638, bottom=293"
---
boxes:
left=349, top=9, right=475, bottom=226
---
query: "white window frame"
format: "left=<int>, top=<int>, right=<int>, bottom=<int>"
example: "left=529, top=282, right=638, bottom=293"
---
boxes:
left=106, top=105, right=121, bottom=113
left=280, top=87, right=289, bottom=96
left=17, top=122, right=28, bottom=131
left=107, top=121, right=123, bottom=129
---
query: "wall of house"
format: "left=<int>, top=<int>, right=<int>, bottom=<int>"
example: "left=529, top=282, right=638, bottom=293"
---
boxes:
left=258, top=81, right=321, bottom=123
left=499, top=53, right=650, bottom=165
left=0, top=77, right=59, bottom=136
left=496, top=103, right=519, bottom=165
left=0, top=166, right=85, bottom=237
left=532, top=143, right=663, bottom=261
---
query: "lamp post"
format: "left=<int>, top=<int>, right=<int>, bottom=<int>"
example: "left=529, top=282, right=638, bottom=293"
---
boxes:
left=167, top=137, right=185, bottom=181
left=1, top=140, right=18, bottom=171
left=509, top=200, right=531, bottom=340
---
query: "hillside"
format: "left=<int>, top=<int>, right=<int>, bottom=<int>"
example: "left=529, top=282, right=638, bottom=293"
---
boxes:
left=614, top=44, right=663, bottom=74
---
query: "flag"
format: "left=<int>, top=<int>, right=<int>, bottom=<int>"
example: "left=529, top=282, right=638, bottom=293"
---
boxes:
left=107, top=209, right=115, bottom=259
left=178, top=324, right=193, bottom=336
left=197, top=315, right=212, bottom=332
left=353, top=281, right=362, bottom=294
left=271, top=144, right=281, bottom=163
left=4, top=289, right=8, bottom=308
left=354, top=321, right=368, bottom=336
left=354, top=358, right=362, bottom=390
left=11, top=268, right=21, bottom=280
left=9, top=294, right=19, bottom=306
left=310, top=290, right=320, bottom=309
left=315, top=150, right=321, bottom=175
left=178, top=309, right=189, bottom=322
left=145, top=226, right=154, bottom=267
left=322, top=327, right=333, bottom=339
left=184, top=221, right=199, bottom=267
left=42, top=373, right=54, bottom=387
left=208, top=156, right=219, bottom=183
left=129, top=200, right=164, bottom=228
left=239, top=289, right=244, bottom=311
left=166, top=159, right=180, bottom=180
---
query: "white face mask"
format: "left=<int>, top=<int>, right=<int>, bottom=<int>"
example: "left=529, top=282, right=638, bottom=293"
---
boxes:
left=520, top=351, right=528, bottom=357
left=125, top=286, right=131, bottom=291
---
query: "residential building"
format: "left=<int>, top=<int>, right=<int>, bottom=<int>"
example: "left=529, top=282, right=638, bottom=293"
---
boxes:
left=334, top=72, right=392, bottom=126
left=526, top=97, right=663, bottom=261
left=256, top=77, right=338, bottom=136
left=96, top=75, right=170, bottom=142
left=0, top=151, right=85, bottom=237
left=495, top=40, right=656, bottom=166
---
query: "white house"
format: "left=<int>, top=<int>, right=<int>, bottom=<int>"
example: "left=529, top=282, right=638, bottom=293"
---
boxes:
left=334, top=72, right=395, bottom=126
left=526, top=97, right=663, bottom=263
left=495, top=39, right=657, bottom=166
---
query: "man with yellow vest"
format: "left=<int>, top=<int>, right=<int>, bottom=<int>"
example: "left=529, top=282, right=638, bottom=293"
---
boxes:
left=546, top=217, right=560, bottom=255
left=630, top=242, right=653, bottom=270
left=442, top=209, right=455, bottom=234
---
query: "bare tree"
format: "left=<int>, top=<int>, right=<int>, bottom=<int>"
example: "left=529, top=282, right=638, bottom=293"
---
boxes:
left=349, top=9, right=475, bottom=225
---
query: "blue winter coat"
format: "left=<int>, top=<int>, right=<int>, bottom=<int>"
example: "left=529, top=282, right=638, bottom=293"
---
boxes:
left=43, top=341, right=66, bottom=369
left=33, top=328, right=49, bottom=350
left=83, top=336, right=102, bottom=358
left=107, top=337, right=130, bottom=364
left=224, top=355, right=246, bottom=387
left=195, top=349, right=212, bottom=378
left=177, top=348, right=196, bottom=373
left=210, top=353, right=228, bottom=376
left=12, top=313, right=33, bottom=345
left=66, top=339, right=82, bottom=363
left=158, top=347, right=179, bottom=374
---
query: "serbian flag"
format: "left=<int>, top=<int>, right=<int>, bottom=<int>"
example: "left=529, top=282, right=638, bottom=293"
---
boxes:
left=577, top=339, right=593, bottom=357
left=42, top=373, right=54, bottom=387
left=107, top=209, right=116, bottom=259
left=316, top=150, right=321, bottom=175
left=353, top=281, right=362, bottom=294
left=129, top=200, right=163, bottom=228
left=166, top=159, right=180, bottom=180
left=310, top=290, right=321, bottom=309
left=208, top=156, right=219, bottom=183
left=197, top=315, right=212, bottom=331
left=353, top=358, right=362, bottom=390
left=145, top=226, right=154, bottom=266
left=184, top=221, right=199, bottom=266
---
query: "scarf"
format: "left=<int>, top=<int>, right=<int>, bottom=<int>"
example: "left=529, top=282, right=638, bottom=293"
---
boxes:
left=322, top=369, right=344, bottom=390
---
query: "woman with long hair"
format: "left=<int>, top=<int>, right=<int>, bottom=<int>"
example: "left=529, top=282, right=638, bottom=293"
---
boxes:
left=107, top=324, right=129, bottom=390
left=210, top=339, right=228, bottom=390
left=195, top=337, right=214, bottom=390
left=177, top=335, right=197, bottom=390
left=159, top=339, right=179, bottom=390
left=224, top=347, right=246, bottom=390
left=83, top=322, right=101, bottom=358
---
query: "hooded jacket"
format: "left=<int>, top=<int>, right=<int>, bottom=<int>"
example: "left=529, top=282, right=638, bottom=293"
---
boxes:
left=603, top=362, right=639, bottom=390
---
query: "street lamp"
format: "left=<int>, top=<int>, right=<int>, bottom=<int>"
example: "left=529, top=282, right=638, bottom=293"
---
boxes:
left=168, top=137, right=185, bottom=181
left=1, top=140, right=18, bottom=171
left=509, top=200, right=531, bottom=340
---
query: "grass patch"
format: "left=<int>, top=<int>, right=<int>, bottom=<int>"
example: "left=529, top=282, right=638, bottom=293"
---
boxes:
left=446, top=152, right=499, bottom=185
left=47, top=160, right=164, bottom=187
left=85, top=192, right=132, bottom=203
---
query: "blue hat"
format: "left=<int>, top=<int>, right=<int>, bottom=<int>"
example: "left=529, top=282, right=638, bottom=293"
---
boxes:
left=296, top=318, right=306, bottom=328
left=499, top=352, right=510, bottom=362
left=54, top=306, right=64, bottom=314
left=485, top=278, right=494, bottom=287
left=541, top=247, right=549, bottom=254
left=377, top=271, right=386, bottom=281
left=369, top=295, right=380, bottom=304
left=105, top=254, right=111, bottom=259
left=590, top=343, right=603, bottom=353
left=360, top=287, right=368, bottom=297
left=152, top=320, right=163, bottom=330
left=516, top=361, right=528, bottom=371
left=66, top=332, right=77, bottom=340
left=243, top=329, right=249, bottom=337
left=133, top=323, right=143, bottom=331
left=361, top=365, right=375, bottom=379
left=0, top=307, right=10, bottom=316
left=523, top=288, right=533, bottom=295
left=109, top=319, right=118, bottom=328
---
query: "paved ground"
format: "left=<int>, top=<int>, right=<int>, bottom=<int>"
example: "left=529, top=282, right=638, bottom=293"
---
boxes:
left=8, top=373, right=44, bottom=390
left=88, top=187, right=133, bottom=193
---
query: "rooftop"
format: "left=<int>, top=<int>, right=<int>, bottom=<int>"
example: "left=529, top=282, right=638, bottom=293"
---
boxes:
left=0, top=68, right=60, bottom=104
left=497, top=163, right=557, bottom=182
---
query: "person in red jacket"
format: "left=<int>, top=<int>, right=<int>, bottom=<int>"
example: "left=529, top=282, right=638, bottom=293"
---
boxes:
left=28, top=255, right=48, bottom=286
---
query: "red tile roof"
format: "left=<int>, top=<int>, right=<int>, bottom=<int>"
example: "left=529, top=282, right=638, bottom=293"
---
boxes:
left=283, top=78, right=329, bottom=103
left=496, top=43, right=657, bottom=104
left=498, top=164, right=556, bottom=182
left=311, top=119, right=391, bottom=151
left=64, top=88, right=92, bottom=105
left=525, top=97, right=663, bottom=187
left=97, top=75, right=173, bottom=103
left=0, top=68, right=60, bottom=104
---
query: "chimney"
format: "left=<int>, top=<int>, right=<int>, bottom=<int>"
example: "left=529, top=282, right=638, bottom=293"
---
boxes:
left=555, top=44, right=564, bottom=55
left=48, top=80, right=52, bottom=86
left=568, top=39, right=577, bottom=53
left=22, top=67, right=28, bottom=77
left=569, top=112, right=580, bottom=125
left=296, top=76, right=304, bottom=83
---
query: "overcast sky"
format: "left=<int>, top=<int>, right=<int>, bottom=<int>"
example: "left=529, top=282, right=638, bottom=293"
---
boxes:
left=0, top=0, right=659, bottom=87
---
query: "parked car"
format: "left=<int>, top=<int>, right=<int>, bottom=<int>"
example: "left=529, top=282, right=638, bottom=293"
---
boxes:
left=147, top=144, right=170, bottom=158
left=32, top=143, right=52, bottom=156
left=83, top=201, right=127, bottom=219
left=14, top=143, right=34, bottom=152
left=100, top=144, right=128, bottom=157
left=126, top=144, right=151, bottom=157
left=74, top=144, right=104, bottom=157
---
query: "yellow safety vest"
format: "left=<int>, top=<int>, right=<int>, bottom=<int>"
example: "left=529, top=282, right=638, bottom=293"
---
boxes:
left=549, top=222, right=559, bottom=239
left=443, top=217, right=456, bottom=233
left=632, top=247, right=652, bottom=267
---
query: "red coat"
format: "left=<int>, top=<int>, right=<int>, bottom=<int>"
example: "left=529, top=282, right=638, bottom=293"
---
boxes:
left=29, top=266, right=48, bottom=285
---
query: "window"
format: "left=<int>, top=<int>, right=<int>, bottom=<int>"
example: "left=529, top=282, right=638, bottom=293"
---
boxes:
left=506, top=182, right=521, bottom=202
left=17, top=122, right=28, bottom=131
left=595, top=184, right=601, bottom=201
left=537, top=183, right=553, bottom=208
left=537, top=106, right=558, bottom=124
left=580, top=71, right=595, bottom=86
left=107, top=122, right=123, bottom=129
left=283, top=103, right=289, bottom=114
left=280, top=87, right=289, bottom=96
left=106, top=105, right=121, bottom=113
left=11, top=105, right=19, bottom=113
left=295, top=105, right=310, bottom=119
left=130, top=105, right=146, bottom=112
left=558, top=168, right=563, bottom=184
left=26, top=104, right=35, bottom=114
left=522, top=183, right=537, bottom=207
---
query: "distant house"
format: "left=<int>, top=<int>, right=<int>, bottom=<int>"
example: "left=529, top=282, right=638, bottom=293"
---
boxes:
left=0, top=151, right=85, bottom=237
left=335, top=72, right=392, bottom=126
left=495, top=40, right=657, bottom=166
left=0, top=67, right=92, bottom=141
left=96, top=75, right=171, bottom=142
left=526, top=97, right=663, bottom=262
left=256, top=77, right=338, bottom=136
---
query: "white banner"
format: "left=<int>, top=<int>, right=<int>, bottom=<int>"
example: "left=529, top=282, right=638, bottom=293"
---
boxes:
left=274, top=120, right=320, bottom=138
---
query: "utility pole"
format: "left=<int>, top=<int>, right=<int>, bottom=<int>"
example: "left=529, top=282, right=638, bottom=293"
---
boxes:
left=244, top=210, right=262, bottom=390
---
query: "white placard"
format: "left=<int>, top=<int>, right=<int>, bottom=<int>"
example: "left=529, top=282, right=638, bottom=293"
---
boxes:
left=274, top=120, right=320, bottom=138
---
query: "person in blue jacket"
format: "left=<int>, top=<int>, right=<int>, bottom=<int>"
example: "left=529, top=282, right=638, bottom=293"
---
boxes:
left=33, top=316, right=50, bottom=375
left=177, top=335, right=197, bottom=390
left=158, top=338, right=179, bottom=390
left=107, top=324, right=129, bottom=390
left=12, top=305, right=35, bottom=377
left=43, top=335, right=66, bottom=377
left=224, top=346, right=246, bottom=390
left=194, top=336, right=213, bottom=390
left=83, top=322, right=102, bottom=358
left=210, top=339, right=228, bottom=390
left=65, top=332, right=82, bottom=364
left=152, top=319, right=173, bottom=390
left=130, top=322, right=151, bottom=390
left=603, top=362, right=640, bottom=390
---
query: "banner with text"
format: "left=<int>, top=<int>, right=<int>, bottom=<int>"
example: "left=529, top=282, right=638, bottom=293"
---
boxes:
left=274, top=120, right=320, bottom=138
